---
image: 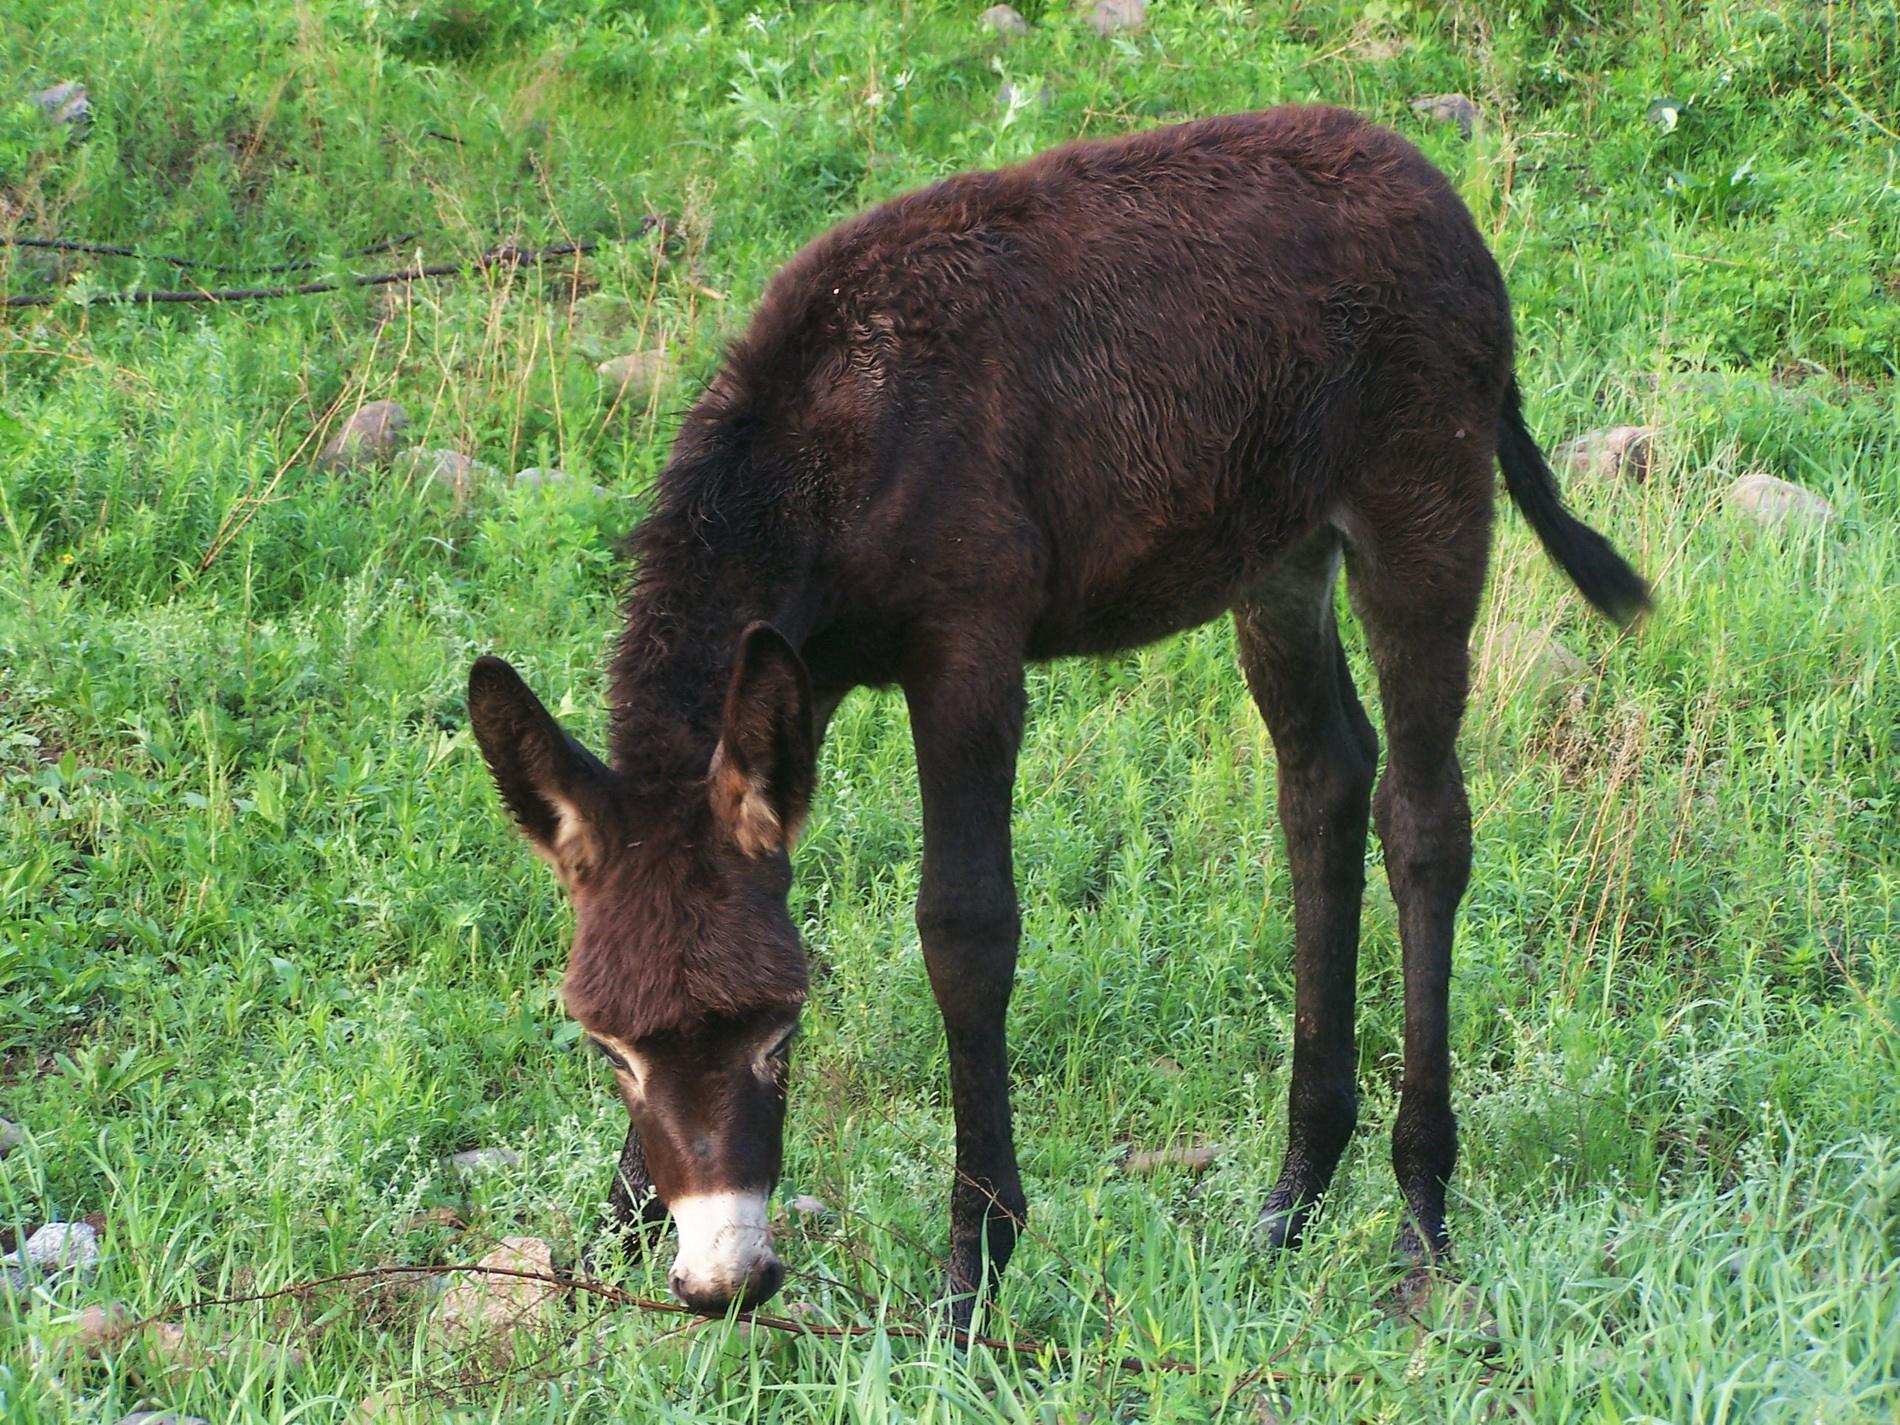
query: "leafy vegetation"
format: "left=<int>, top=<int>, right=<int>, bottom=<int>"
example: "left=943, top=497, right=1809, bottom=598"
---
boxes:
left=2, top=1, right=1896, bottom=1420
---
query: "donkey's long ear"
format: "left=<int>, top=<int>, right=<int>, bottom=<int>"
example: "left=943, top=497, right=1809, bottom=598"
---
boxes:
left=468, top=655, right=612, bottom=884
left=709, top=624, right=814, bottom=856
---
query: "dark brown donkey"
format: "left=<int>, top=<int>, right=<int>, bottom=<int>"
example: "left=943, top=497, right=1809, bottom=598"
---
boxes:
left=470, top=105, right=1647, bottom=1322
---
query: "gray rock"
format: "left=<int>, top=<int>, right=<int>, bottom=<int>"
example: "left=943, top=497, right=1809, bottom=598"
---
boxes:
left=1087, top=0, right=1146, bottom=36
left=32, top=81, right=90, bottom=130
left=444, top=1147, right=519, bottom=1180
left=17, top=1221, right=100, bottom=1275
left=395, top=447, right=494, bottom=506
left=567, top=293, right=640, bottom=364
left=998, top=79, right=1056, bottom=110
left=438, top=1236, right=560, bottom=1344
left=1725, top=473, right=1837, bottom=535
left=1554, top=425, right=1656, bottom=484
left=1410, top=92, right=1480, bottom=138
left=0, top=1264, right=33, bottom=1295
left=0, top=1118, right=19, bottom=1158
left=788, top=1194, right=830, bottom=1219
left=1123, top=1143, right=1221, bottom=1175
left=980, top=5, right=1030, bottom=37
left=316, top=400, right=411, bottom=471
left=597, top=348, right=671, bottom=404
left=117, top=1415, right=211, bottom=1425
left=1483, top=622, right=1587, bottom=704
left=74, top=1302, right=133, bottom=1351
left=514, top=467, right=611, bottom=498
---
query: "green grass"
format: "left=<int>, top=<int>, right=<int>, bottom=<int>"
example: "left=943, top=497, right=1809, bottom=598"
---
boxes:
left=2, top=0, right=1897, bottom=1419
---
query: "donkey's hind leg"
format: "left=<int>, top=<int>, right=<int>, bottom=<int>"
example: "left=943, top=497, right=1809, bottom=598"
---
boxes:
left=1237, top=532, right=1378, bottom=1250
left=1347, top=472, right=1492, bottom=1269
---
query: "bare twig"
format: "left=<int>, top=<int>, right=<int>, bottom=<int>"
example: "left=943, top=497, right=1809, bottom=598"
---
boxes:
left=123, top=1261, right=1312, bottom=1382
left=2, top=232, right=420, bottom=275
left=3, top=228, right=659, bottom=309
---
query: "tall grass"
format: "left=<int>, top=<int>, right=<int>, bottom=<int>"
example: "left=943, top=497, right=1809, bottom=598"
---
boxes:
left=2, top=1, right=1896, bottom=1420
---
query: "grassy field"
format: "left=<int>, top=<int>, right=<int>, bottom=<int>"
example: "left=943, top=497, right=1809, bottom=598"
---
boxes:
left=2, top=0, right=1897, bottom=1419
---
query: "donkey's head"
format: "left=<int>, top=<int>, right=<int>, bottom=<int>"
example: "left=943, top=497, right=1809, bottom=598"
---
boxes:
left=467, top=624, right=815, bottom=1314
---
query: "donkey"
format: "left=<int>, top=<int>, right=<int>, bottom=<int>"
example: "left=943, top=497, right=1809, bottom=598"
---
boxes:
left=469, top=105, right=1647, bottom=1322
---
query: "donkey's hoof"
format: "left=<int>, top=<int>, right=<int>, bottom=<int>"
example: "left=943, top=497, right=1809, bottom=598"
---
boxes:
left=1255, top=1181, right=1318, bottom=1251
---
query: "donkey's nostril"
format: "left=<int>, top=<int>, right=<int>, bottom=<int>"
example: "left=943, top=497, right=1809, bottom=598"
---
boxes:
left=742, top=1254, right=785, bottom=1309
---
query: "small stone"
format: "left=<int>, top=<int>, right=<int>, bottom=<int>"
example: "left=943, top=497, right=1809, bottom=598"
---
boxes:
left=403, top=1206, right=468, bottom=1232
left=0, top=1119, right=19, bottom=1158
left=395, top=447, right=494, bottom=506
left=1725, top=473, right=1837, bottom=536
left=788, top=1194, right=830, bottom=1219
left=1123, top=1143, right=1221, bottom=1176
left=1482, top=622, right=1587, bottom=703
left=998, top=80, right=1056, bottom=110
left=1410, top=93, right=1480, bottom=139
left=438, top=1236, right=561, bottom=1344
left=1554, top=425, right=1656, bottom=484
left=317, top=400, right=411, bottom=471
left=597, top=348, right=671, bottom=404
left=117, top=1415, right=210, bottom=1425
left=1087, top=0, right=1146, bottom=36
left=74, top=1302, right=134, bottom=1351
left=32, top=81, right=90, bottom=130
left=17, top=1222, right=100, bottom=1276
left=1149, top=1056, right=1183, bottom=1078
left=980, top=5, right=1030, bottom=37
left=513, top=467, right=608, bottom=497
left=444, top=1147, right=519, bottom=1180
left=567, top=293, right=640, bottom=364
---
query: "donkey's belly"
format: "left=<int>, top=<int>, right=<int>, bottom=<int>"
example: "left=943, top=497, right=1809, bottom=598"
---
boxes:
left=1024, top=512, right=1303, bottom=660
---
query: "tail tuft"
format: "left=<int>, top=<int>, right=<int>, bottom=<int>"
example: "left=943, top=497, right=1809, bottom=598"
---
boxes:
left=1497, top=381, right=1651, bottom=627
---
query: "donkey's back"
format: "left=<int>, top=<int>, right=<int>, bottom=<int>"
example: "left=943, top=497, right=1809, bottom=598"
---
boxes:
left=705, top=105, right=1520, bottom=666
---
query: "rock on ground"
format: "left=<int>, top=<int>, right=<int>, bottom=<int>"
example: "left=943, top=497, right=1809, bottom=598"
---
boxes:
left=74, top=1302, right=134, bottom=1352
left=33, top=82, right=90, bottom=129
left=438, top=1237, right=561, bottom=1345
left=1725, top=473, right=1838, bottom=535
left=1123, top=1143, right=1221, bottom=1175
left=567, top=293, right=640, bottom=364
left=1554, top=425, right=1656, bottom=483
left=12, top=1222, right=100, bottom=1276
left=1482, top=622, right=1587, bottom=704
left=395, top=447, right=493, bottom=505
left=597, top=348, right=671, bottom=404
left=1087, top=0, right=1146, bottom=36
left=788, top=1194, right=830, bottom=1219
left=998, top=79, right=1055, bottom=109
left=1410, top=93, right=1480, bottom=138
left=117, top=1415, right=210, bottom=1425
left=980, top=5, right=1029, bottom=37
left=0, top=1119, right=19, bottom=1158
left=317, top=401, right=411, bottom=471
left=444, top=1147, right=519, bottom=1180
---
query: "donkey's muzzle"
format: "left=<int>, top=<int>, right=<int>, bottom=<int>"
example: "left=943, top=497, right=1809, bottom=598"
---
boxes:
left=669, top=1251, right=784, bottom=1316
left=666, top=1190, right=784, bottom=1315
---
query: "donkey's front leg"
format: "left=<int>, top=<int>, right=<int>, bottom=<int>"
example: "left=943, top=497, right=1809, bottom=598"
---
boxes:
left=907, top=657, right=1028, bottom=1327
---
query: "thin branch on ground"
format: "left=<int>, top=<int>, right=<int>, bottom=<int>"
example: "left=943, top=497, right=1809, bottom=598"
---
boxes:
left=2, top=227, right=659, bottom=309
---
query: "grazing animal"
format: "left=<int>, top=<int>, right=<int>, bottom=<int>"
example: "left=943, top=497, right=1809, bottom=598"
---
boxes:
left=469, top=105, right=1647, bottom=1322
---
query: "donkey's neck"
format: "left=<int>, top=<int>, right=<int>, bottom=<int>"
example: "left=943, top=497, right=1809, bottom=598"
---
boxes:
left=606, top=454, right=820, bottom=789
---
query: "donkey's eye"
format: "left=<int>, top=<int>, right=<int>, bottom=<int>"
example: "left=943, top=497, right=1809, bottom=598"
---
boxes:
left=764, top=1022, right=800, bottom=1061
left=588, top=1036, right=629, bottom=1071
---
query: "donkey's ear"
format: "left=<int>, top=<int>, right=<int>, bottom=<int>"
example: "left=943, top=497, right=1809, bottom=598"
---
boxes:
left=468, top=656, right=612, bottom=884
left=709, top=624, right=814, bottom=856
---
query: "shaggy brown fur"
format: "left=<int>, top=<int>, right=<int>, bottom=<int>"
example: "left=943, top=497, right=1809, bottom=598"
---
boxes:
left=470, top=104, right=1647, bottom=1320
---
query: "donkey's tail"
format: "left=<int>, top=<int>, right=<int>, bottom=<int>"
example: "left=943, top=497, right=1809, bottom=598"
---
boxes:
left=1497, top=379, right=1651, bottom=626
